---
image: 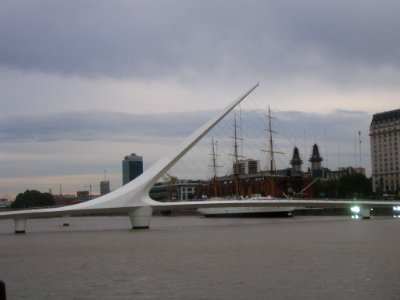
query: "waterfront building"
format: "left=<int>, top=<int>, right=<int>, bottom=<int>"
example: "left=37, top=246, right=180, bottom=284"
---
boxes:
left=77, top=190, right=90, bottom=200
left=150, top=180, right=198, bottom=201
left=122, top=153, right=143, bottom=185
left=54, top=194, right=81, bottom=206
left=370, top=109, right=400, bottom=195
left=100, top=180, right=110, bottom=195
left=0, top=198, right=10, bottom=208
left=323, top=166, right=366, bottom=180
left=194, top=173, right=313, bottom=199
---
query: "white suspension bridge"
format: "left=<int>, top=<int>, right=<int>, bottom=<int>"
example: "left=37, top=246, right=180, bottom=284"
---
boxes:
left=1, top=83, right=399, bottom=234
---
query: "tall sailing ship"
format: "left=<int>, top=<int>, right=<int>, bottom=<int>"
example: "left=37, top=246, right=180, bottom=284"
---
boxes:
left=198, top=107, right=294, bottom=217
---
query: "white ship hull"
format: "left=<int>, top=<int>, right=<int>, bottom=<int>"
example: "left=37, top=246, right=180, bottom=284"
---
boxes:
left=198, top=206, right=293, bottom=218
left=198, top=197, right=294, bottom=218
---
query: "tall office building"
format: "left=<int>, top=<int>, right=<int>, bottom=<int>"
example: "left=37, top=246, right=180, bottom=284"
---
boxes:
left=100, top=181, right=110, bottom=195
left=122, top=153, right=143, bottom=185
left=370, top=109, right=400, bottom=194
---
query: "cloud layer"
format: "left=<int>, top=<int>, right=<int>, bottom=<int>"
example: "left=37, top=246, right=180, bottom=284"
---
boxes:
left=0, top=110, right=213, bottom=142
left=1, top=0, right=399, bottom=84
left=0, top=0, right=398, bottom=197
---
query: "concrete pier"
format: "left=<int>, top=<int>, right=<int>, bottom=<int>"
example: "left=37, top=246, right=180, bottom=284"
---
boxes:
left=129, top=206, right=153, bottom=229
left=14, top=218, right=26, bottom=234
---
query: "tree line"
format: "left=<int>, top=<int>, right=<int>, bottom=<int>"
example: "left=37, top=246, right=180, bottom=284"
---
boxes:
left=11, top=190, right=55, bottom=209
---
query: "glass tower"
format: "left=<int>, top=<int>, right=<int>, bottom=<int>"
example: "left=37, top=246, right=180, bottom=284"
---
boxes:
left=122, top=153, right=144, bottom=185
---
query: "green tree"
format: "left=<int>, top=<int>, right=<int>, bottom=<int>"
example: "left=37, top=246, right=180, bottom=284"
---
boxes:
left=324, top=179, right=340, bottom=198
left=311, top=173, right=372, bottom=199
left=338, top=173, right=372, bottom=198
left=11, top=190, right=55, bottom=209
left=311, top=178, right=339, bottom=198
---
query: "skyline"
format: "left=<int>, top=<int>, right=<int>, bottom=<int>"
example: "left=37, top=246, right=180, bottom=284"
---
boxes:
left=1, top=1, right=399, bottom=198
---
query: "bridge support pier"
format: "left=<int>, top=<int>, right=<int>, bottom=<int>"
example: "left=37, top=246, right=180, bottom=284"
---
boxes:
left=361, top=207, right=371, bottom=219
left=129, top=206, right=153, bottom=229
left=14, top=218, right=27, bottom=234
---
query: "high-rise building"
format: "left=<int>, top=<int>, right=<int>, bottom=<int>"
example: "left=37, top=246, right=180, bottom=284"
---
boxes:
left=100, top=181, right=110, bottom=195
left=122, top=153, right=143, bottom=185
left=370, top=109, right=400, bottom=194
left=233, top=159, right=260, bottom=175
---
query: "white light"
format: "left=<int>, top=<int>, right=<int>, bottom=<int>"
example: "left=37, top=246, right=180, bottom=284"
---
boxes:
left=393, top=206, right=398, bottom=211
left=351, top=206, right=360, bottom=213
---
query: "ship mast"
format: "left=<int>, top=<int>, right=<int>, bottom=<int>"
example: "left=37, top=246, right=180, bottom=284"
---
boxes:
left=209, top=138, right=221, bottom=198
left=268, top=106, right=276, bottom=175
left=233, top=115, right=240, bottom=166
left=263, top=106, right=283, bottom=197
left=231, top=113, right=244, bottom=199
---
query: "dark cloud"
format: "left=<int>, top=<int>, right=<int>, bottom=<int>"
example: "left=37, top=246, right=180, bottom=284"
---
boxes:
left=0, top=108, right=372, bottom=150
left=0, top=110, right=214, bottom=142
left=0, top=0, right=399, bottom=83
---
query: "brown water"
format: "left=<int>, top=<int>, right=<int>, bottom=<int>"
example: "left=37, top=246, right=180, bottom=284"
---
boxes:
left=1, top=216, right=400, bottom=299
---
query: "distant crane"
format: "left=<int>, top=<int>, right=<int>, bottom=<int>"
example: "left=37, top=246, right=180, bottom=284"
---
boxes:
left=83, top=184, right=99, bottom=197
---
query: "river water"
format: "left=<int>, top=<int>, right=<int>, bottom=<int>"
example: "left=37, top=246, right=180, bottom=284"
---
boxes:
left=1, top=215, right=400, bottom=299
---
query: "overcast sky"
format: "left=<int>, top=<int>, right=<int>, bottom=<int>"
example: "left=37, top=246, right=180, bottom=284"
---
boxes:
left=0, top=0, right=399, bottom=198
